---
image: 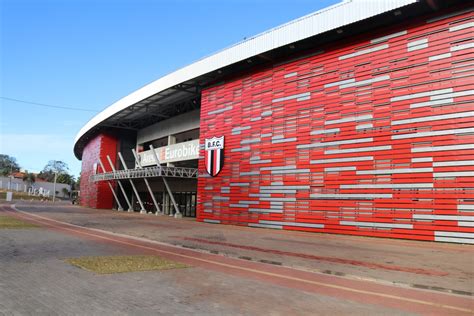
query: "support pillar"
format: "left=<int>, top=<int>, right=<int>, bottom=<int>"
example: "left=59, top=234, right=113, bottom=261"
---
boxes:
left=104, top=156, right=131, bottom=211
left=149, top=145, right=181, bottom=218
left=98, top=159, right=123, bottom=211
left=117, top=152, right=146, bottom=214
left=132, top=149, right=162, bottom=215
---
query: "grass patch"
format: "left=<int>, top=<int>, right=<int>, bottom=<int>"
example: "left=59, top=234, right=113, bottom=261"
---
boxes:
left=65, top=255, right=189, bottom=274
left=0, top=215, right=38, bottom=229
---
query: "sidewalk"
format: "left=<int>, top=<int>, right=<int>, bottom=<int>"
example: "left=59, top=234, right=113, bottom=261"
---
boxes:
left=11, top=201, right=474, bottom=295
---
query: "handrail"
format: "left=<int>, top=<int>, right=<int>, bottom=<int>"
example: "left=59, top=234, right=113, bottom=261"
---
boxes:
left=91, top=165, right=198, bottom=182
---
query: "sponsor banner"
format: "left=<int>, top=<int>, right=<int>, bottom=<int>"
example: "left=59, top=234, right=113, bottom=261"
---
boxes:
left=139, top=139, right=199, bottom=166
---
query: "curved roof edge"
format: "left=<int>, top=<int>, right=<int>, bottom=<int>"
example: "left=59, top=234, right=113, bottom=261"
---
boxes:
left=74, top=0, right=417, bottom=157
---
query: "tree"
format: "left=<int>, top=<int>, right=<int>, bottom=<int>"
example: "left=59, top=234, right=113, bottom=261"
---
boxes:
left=0, top=154, right=20, bottom=176
left=22, top=171, right=36, bottom=189
left=38, top=160, right=73, bottom=184
left=62, top=187, right=70, bottom=198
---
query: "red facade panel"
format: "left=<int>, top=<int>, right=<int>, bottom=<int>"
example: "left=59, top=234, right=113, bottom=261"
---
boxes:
left=197, top=7, right=474, bottom=242
left=80, top=133, right=118, bottom=209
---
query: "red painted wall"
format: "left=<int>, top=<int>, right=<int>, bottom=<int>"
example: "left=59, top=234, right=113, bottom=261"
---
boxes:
left=198, top=7, right=474, bottom=243
left=80, top=133, right=118, bottom=209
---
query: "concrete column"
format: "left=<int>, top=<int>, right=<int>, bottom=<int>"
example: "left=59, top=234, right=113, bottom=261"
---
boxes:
left=167, top=135, right=176, bottom=167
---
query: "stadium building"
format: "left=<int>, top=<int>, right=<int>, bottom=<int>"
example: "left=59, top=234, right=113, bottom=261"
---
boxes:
left=74, top=0, right=474, bottom=244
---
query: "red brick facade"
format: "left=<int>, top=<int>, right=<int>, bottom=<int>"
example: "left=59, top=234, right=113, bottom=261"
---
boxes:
left=80, top=133, right=118, bottom=209
left=197, top=8, right=474, bottom=242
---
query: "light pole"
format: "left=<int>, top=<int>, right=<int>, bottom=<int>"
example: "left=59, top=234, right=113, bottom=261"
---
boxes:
left=8, top=163, right=13, bottom=191
left=52, top=172, right=57, bottom=202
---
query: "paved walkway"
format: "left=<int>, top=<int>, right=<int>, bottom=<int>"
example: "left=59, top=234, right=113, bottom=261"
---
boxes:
left=11, top=201, right=474, bottom=295
left=1, top=201, right=473, bottom=314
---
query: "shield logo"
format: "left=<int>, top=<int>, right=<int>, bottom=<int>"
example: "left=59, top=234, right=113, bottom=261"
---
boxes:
left=204, top=136, right=224, bottom=177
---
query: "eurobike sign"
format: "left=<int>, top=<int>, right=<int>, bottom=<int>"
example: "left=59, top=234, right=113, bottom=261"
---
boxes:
left=139, top=139, right=200, bottom=166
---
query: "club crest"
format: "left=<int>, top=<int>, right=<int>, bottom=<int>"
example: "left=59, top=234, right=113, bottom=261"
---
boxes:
left=204, top=136, right=224, bottom=177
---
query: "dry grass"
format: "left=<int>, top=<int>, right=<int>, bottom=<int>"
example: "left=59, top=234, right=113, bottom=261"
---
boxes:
left=0, top=215, right=38, bottom=229
left=65, top=255, right=189, bottom=274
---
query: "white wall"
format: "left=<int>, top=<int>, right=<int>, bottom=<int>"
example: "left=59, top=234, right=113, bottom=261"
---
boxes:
left=137, top=110, right=200, bottom=145
left=0, top=176, right=71, bottom=197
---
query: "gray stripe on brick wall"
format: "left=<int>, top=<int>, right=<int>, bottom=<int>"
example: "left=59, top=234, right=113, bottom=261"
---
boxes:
left=324, top=78, right=355, bottom=88
left=311, top=156, right=373, bottom=164
left=357, top=168, right=433, bottom=175
left=212, top=196, right=229, bottom=201
left=230, top=204, right=249, bottom=208
left=325, top=166, right=356, bottom=172
left=250, top=193, right=271, bottom=198
left=239, top=200, right=259, bottom=205
left=339, top=75, right=390, bottom=89
left=260, top=189, right=297, bottom=194
left=325, top=114, right=372, bottom=125
left=325, top=145, right=391, bottom=155
left=341, top=221, right=412, bottom=229
left=356, top=123, right=373, bottom=130
left=273, top=138, right=297, bottom=144
left=230, top=183, right=250, bottom=187
left=249, top=208, right=284, bottom=214
left=260, top=220, right=324, bottom=229
left=410, top=98, right=453, bottom=109
left=310, top=128, right=340, bottom=135
left=412, top=157, right=433, bottom=163
left=241, top=138, right=261, bottom=145
left=433, top=160, right=474, bottom=167
left=272, top=92, right=311, bottom=103
left=407, top=38, right=427, bottom=47
left=311, top=193, right=392, bottom=199
left=339, top=44, right=388, bottom=60
left=449, top=21, right=474, bottom=32
left=450, top=42, right=474, bottom=52
left=260, top=197, right=297, bottom=202
left=249, top=223, right=283, bottom=229
left=271, top=169, right=310, bottom=174
left=392, top=111, right=474, bottom=125
left=297, top=137, right=373, bottom=149
left=390, top=88, right=452, bottom=102
left=392, top=127, right=474, bottom=140
left=261, top=165, right=296, bottom=171
left=250, top=159, right=272, bottom=164
left=458, top=205, right=474, bottom=211
left=208, top=106, right=232, bottom=115
left=430, top=89, right=474, bottom=100
left=261, top=185, right=309, bottom=190
left=370, top=30, right=407, bottom=44
left=411, top=144, right=474, bottom=153
left=429, top=53, right=451, bottom=61
left=231, top=147, right=250, bottom=152
left=340, top=183, right=433, bottom=189
left=433, top=172, right=474, bottom=178
left=414, top=214, right=474, bottom=221
left=240, top=171, right=259, bottom=176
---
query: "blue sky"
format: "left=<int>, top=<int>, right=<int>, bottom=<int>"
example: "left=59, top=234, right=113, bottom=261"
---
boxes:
left=1, top=0, right=338, bottom=178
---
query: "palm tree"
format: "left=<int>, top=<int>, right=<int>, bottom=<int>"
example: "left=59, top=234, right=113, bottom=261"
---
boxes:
left=22, top=171, right=35, bottom=190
